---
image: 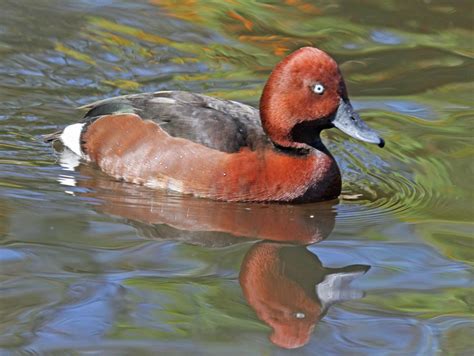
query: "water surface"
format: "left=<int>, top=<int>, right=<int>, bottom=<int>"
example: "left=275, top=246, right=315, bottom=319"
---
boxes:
left=0, top=0, right=473, bottom=354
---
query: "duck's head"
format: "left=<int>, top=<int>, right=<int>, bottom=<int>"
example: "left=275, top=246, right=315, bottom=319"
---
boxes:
left=260, top=47, right=384, bottom=150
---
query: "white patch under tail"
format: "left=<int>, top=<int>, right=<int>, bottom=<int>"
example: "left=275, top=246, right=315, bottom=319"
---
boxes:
left=60, top=123, right=85, bottom=157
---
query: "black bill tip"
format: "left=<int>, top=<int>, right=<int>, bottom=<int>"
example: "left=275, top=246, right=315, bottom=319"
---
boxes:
left=331, top=99, right=385, bottom=148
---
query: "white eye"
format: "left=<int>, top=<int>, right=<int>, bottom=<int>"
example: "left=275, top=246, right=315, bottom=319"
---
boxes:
left=313, top=83, right=325, bottom=95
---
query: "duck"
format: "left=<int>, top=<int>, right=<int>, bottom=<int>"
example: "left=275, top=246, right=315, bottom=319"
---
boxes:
left=46, top=47, right=384, bottom=203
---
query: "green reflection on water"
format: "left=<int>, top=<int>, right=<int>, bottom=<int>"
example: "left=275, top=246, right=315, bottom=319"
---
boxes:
left=367, top=287, right=472, bottom=316
left=0, top=0, right=473, bottom=353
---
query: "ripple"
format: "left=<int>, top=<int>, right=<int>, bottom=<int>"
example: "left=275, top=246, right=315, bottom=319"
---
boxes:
left=329, top=115, right=453, bottom=224
left=0, top=0, right=472, bottom=354
left=339, top=166, right=437, bottom=223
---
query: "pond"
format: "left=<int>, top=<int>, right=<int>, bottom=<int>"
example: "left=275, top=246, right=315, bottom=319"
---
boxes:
left=0, top=0, right=473, bottom=354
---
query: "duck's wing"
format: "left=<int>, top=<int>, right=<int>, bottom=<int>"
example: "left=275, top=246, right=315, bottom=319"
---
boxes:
left=79, top=91, right=269, bottom=153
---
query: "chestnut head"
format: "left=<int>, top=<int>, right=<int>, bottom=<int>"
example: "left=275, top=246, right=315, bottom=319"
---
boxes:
left=260, top=47, right=384, bottom=149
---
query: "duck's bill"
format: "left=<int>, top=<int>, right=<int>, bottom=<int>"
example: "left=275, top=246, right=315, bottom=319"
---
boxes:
left=331, top=100, right=385, bottom=148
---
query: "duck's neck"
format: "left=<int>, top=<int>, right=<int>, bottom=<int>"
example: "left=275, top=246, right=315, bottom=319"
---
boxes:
left=276, top=140, right=341, bottom=202
left=271, top=126, right=332, bottom=158
left=216, top=144, right=341, bottom=202
left=267, top=118, right=341, bottom=202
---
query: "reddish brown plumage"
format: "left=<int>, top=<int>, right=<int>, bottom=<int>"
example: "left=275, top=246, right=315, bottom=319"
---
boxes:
left=260, top=47, right=344, bottom=148
left=82, top=113, right=340, bottom=202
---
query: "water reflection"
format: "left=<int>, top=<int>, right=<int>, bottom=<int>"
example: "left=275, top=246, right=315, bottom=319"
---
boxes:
left=57, top=153, right=369, bottom=349
left=0, top=0, right=472, bottom=353
left=63, top=154, right=336, bottom=245
left=240, top=242, right=369, bottom=349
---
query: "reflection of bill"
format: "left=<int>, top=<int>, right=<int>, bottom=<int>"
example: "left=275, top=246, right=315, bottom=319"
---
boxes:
left=240, top=242, right=369, bottom=349
left=56, top=154, right=369, bottom=349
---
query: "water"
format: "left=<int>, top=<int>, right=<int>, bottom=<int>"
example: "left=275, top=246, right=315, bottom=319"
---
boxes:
left=0, top=0, right=473, bottom=354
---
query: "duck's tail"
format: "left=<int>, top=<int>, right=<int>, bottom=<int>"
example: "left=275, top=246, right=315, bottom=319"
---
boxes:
left=43, top=130, right=63, bottom=143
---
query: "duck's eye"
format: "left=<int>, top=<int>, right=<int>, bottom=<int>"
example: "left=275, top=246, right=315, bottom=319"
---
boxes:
left=312, top=83, right=325, bottom=95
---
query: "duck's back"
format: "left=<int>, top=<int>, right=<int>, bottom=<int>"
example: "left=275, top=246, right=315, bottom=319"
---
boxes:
left=80, top=91, right=269, bottom=153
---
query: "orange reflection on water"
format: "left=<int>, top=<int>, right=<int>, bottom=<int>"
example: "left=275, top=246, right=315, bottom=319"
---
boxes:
left=60, top=158, right=369, bottom=349
left=73, top=163, right=337, bottom=245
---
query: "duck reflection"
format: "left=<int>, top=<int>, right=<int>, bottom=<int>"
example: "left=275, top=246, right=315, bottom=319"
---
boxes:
left=62, top=158, right=336, bottom=245
left=241, top=242, right=369, bottom=349
left=58, top=154, right=370, bottom=349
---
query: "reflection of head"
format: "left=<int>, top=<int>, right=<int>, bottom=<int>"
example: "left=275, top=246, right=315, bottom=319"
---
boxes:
left=240, top=243, right=323, bottom=348
left=240, top=242, right=370, bottom=349
left=240, top=242, right=321, bottom=348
